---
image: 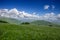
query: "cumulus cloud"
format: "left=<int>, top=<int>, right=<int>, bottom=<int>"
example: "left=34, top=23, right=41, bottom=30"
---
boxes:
left=42, top=12, right=58, bottom=21
left=8, top=8, right=19, bottom=15
left=44, top=5, right=55, bottom=10
left=44, top=5, right=50, bottom=10
left=0, top=8, right=60, bottom=22
left=0, top=8, right=40, bottom=20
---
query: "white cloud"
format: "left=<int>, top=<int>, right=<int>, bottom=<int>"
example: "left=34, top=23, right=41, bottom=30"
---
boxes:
left=56, top=14, right=60, bottom=20
left=8, top=8, right=19, bottom=15
left=0, top=8, right=60, bottom=22
left=57, top=14, right=60, bottom=17
left=43, top=12, right=57, bottom=21
left=44, top=5, right=50, bottom=10
left=0, top=8, right=40, bottom=20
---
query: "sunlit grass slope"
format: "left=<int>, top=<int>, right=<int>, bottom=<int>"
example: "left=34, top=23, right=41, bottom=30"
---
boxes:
left=0, top=17, right=21, bottom=24
left=0, top=23, right=60, bottom=40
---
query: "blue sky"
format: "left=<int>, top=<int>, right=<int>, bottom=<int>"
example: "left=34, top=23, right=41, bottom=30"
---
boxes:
left=0, top=0, right=60, bottom=15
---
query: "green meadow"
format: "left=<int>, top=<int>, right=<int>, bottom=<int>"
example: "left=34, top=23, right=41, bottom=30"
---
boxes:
left=0, top=23, right=60, bottom=40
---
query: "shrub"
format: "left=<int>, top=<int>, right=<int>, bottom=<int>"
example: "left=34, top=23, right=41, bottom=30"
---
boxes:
left=0, top=20, right=8, bottom=23
left=21, top=22, right=30, bottom=24
left=49, top=24, right=52, bottom=27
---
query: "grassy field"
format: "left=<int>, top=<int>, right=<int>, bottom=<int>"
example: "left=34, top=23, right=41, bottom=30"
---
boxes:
left=0, top=23, right=60, bottom=40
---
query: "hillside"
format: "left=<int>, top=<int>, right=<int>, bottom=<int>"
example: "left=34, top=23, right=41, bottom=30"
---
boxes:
left=0, top=17, right=60, bottom=40
left=31, top=20, right=51, bottom=25
left=0, top=23, right=60, bottom=40
left=31, top=20, right=60, bottom=27
left=0, top=17, right=21, bottom=24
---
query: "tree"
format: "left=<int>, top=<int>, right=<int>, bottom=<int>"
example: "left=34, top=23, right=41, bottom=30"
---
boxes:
left=21, top=22, right=30, bottom=24
left=49, top=24, right=52, bottom=27
left=0, top=20, right=8, bottom=23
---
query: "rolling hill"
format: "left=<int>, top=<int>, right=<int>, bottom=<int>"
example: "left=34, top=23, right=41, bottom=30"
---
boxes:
left=0, top=17, right=60, bottom=40
left=31, top=20, right=60, bottom=27
left=31, top=20, right=52, bottom=25
left=0, top=17, right=21, bottom=24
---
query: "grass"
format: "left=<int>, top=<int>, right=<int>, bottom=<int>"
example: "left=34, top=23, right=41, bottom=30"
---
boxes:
left=0, top=23, right=60, bottom=40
